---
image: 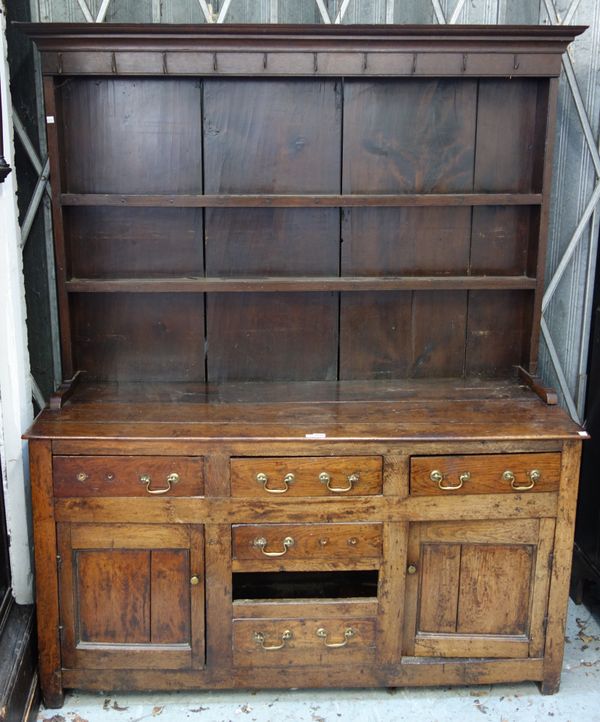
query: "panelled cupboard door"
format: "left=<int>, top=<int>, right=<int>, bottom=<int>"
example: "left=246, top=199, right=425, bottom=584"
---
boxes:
left=403, top=519, right=555, bottom=659
left=57, top=523, right=204, bottom=670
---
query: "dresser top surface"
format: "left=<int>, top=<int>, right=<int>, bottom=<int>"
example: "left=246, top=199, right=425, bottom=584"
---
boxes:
left=25, top=378, right=584, bottom=442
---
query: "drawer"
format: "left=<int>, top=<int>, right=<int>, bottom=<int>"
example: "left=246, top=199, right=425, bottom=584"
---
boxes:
left=231, top=456, right=382, bottom=497
left=53, top=456, right=204, bottom=496
left=232, top=523, right=382, bottom=570
left=233, top=616, right=376, bottom=667
left=410, top=453, right=560, bottom=496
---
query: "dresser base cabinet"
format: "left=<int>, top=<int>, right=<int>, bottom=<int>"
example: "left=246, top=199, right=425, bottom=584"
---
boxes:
left=20, top=22, right=586, bottom=706
left=26, top=381, right=583, bottom=706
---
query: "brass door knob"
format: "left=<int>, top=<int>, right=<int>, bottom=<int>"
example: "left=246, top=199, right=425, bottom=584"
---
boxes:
left=407, top=564, right=417, bottom=575
left=190, top=575, right=200, bottom=586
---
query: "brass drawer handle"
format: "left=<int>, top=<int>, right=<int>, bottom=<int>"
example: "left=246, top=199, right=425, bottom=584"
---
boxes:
left=139, top=472, right=180, bottom=495
left=503, top=469, right=539, bottom=491
left=319, top=471, right=359, bottom=493
left=256, top=472, right=294, bottom=494
left=253, top=629, right=293, bottom=650
left=316, top=626, right=355, bottom=648
left=76, top=472, right=88, bottom=482
left=430, top=469, right=469, bottom=490
left=252, top=536, right=294, bottom=557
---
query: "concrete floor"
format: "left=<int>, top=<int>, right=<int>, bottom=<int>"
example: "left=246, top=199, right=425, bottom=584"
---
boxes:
left=37, top=599, right=600, bottom=722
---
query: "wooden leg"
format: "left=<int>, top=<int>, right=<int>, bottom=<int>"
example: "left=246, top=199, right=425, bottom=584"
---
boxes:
left=541, top=440, right=582, bottom=695
left=29, top=440, right=64, bottom=708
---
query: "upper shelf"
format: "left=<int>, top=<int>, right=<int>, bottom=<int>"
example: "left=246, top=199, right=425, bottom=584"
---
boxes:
left=18, top=23, right=586, bottom=79
left=60, top=193, right=543, bottom=208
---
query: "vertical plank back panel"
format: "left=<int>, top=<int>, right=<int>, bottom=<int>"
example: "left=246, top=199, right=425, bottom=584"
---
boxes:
left=204, top=79, right=341, bottom=381
left=66, top=207, right=204, bottom=278
left=71, top=293, right=205, bottom=382
left=60, top=78, right=203, bottom=194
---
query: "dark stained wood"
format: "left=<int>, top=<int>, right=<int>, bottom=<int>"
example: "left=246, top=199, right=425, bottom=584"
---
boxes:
left=60, top=192, right=544, bottom=207
left=49, top=370, right=83, bottom=411
left=205, top=209, right=338, bottom=277
left=59, top=78, right=203, bottom=194
left=465, top=291, right=530, bottom=376
left=203, top=79, right=341, bottom=195
left=71, top=293, right=205, bottom=382
left=340, top=291, right=468, bottom=379
left=207, top=292, right=338, bottom=382
left=21, top=24, right=586, bottom=705
left=343, top=79, right=476, bottom=194
left=43, top=76, right=73, bottom=379
left=65, top=206, right=204, bottom=278
left=518, top=366, right=559, bottom=405
left=65, top=276, right=538, bottom=293
left=342, top=207, right=471, bottom=276
left=474, top=79, right=541, bottom=193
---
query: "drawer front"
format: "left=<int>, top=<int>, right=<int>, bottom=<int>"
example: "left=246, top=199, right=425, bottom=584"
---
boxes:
left=53, top=456, right=204, bottom=496
left=233, top=617, right=375, bottom=667
left=232, top=523, right=382, bottom=569
left=410, top=453, right=560, bottom=496
left=231, top=456, right=382, bottom=497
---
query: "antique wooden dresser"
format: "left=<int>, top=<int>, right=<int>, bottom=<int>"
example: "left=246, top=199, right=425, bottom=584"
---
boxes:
left=21, top=23, right=587, bottom=707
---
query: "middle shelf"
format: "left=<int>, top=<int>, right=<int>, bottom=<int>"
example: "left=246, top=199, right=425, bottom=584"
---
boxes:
left=65, top=275, right=538, bottom=293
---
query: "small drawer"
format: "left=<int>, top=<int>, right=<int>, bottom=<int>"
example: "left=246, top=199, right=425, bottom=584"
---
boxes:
left=233, top=616, right=376, bottom=667
left=410, top=452, right=560, bottom=496
left=232, top=523, right=382, bottom=570
left=53, top=456, right=204, bottom=496
left=231, top=456, right=382, bottom=497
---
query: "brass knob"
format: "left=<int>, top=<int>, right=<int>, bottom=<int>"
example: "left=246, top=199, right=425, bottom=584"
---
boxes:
left=76, top=472, right=88, bottom=482
left=407, top=564, right=417, bottom=575
left=190, top=575, right=200, bottom=586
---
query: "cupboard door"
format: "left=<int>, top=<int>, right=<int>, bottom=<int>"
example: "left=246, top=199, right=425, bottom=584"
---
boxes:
left=403, top=519, right=554, bottom=659
left=57, top=523, right=204, bottom=670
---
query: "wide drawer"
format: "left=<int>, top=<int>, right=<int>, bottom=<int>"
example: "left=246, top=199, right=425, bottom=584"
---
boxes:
left=231, top=456, right=383, bottom=497
left=233, top=616, right=376, bottom=667
left=53, top=455, right=204, bottom=496
left=410, top=453, right=561, bottom=496
left=232, top=523, right=382, bottom=570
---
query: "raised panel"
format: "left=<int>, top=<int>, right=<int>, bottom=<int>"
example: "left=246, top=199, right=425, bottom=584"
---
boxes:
left=418, top=544, right=461, bottom=634
left=456, top=544, right=534, bottom=636
left=77, top=550, right=150, bottom=644
left=58, top=523, right=204, bottom=670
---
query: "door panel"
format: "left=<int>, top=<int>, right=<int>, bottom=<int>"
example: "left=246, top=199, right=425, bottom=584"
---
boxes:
left=403, top=519, right=554, bottom=659
left=58, top=523, right=204, bottom=670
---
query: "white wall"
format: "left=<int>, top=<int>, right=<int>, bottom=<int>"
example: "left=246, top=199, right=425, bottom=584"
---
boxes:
left=0, top=4, right=34, bottom=605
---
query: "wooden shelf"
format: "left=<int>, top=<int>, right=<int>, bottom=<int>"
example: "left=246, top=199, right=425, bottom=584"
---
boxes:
left=65, top=276, right=538, bottom=293
left=60, top=193, right=543, bottom=208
